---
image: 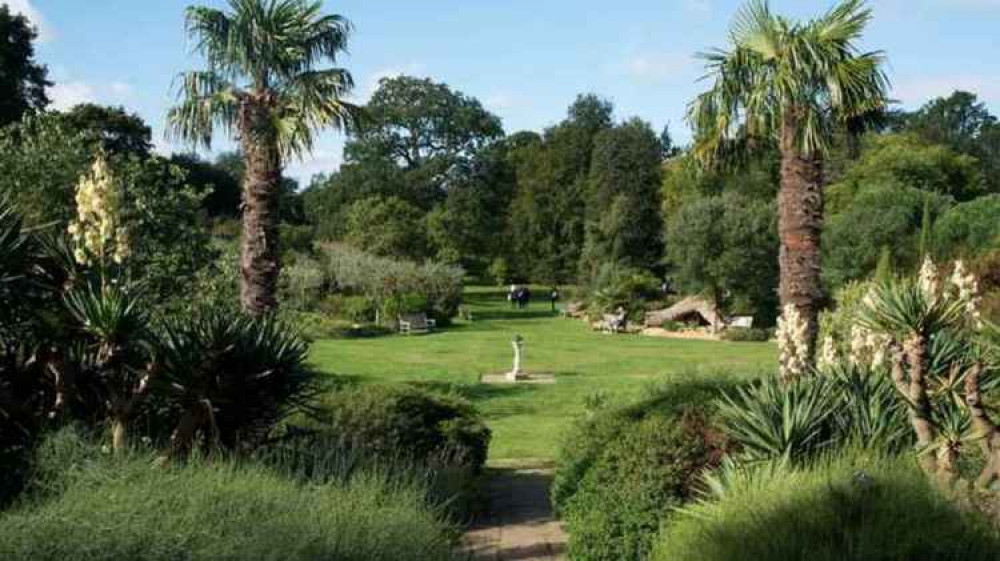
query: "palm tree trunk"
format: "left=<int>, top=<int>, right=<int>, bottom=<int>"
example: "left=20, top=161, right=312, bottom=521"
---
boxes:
left=778, top=115, right=824, bottom=359
left=239, top=98, right=282, bottom=316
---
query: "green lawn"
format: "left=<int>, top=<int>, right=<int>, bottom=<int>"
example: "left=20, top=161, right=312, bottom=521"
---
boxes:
left=309, top=287, right=776, bottom=463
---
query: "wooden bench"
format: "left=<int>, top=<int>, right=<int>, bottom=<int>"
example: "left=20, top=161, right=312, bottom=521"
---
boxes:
left=398, top=313, right=436, bottom=335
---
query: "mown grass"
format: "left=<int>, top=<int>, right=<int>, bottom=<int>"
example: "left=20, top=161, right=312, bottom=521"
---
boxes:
left=310, top=286, right=776, bottom=462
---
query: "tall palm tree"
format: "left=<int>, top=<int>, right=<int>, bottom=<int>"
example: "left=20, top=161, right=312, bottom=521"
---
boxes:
left=688, top=0, right=889, bottom=357
left=168, top=0, right=357, bottom=316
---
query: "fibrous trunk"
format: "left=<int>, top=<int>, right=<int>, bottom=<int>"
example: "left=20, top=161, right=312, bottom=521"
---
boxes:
left=964, top=363, right=1000, bottom=487
left=239, top=97, right=282, bottom=317
left=778, top=116, right=824, bottom=360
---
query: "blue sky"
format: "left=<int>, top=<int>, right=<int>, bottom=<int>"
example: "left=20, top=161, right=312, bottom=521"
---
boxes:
left=6, top=0, right=1000, bottom=183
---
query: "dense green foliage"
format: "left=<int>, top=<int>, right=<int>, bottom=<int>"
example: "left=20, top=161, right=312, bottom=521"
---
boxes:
left=0, top=429, right=457, bottom=561
left=562, top=411, right=726, bottom=561
left=667, top=193, right=779, bottom=324
left=651, top=451, right=1000, bottom=561
left=318, top=243, right=464, bottom=324
left=344, top=195, right=429, bottom=260
left=0, top=6, right=50, bottom=128
left=823, top=184, right=950, bottom=289
left=553, top=375, right=738, bottom=561
left=579, top=118, right=664, bottom=283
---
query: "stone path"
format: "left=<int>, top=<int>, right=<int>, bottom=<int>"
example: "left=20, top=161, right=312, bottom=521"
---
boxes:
left=463, top=466, right=567, bottom=561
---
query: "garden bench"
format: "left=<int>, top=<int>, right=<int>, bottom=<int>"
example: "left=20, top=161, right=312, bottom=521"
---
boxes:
left=398, top=313, right=436, bottom=335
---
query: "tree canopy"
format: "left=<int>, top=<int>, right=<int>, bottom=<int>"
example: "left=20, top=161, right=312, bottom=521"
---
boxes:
left=0, top=6, right=50, bottom=127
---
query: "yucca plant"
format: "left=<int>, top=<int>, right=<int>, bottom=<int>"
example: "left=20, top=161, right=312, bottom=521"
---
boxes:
left=856, top=261, right=998, bottom=485
left=825, top=361, right=911, bottom=451
left=717, top=375, right=836, bottom=463
left=63, top=279, right=152, bottom=454
left=152, top=308, right=316, bottom=457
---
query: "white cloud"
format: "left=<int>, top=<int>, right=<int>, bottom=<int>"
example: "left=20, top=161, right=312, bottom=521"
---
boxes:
left=621, top=53, right=693, bottom=81
left=48, top=79, right=138, bottom=110
left=2, top=0, right=52, bottom=42
left=49, top=81, right=96, bottom=110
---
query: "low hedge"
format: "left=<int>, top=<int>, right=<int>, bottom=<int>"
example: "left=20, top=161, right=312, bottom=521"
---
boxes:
left=0, top=429, right=457, bottom=561
left=651, top=450, right=1000, bottom=561
left=314, top=384, right=490, bottom=471
left=720, top=327, right=771, bottom=342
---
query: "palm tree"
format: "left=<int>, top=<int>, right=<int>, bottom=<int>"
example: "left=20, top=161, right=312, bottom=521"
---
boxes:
left=689, top=0, right=889, bottom=356
left=168, top=0, right=357, bottom=316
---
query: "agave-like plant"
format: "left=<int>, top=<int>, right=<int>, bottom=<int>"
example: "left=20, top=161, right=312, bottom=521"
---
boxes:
left=824, top=361, right=910, bottom=452
left=717, top=375, right=836, bottom=463
left=63, top=278, right=152, bottom=453
left=152, top=308, right=316, bottom=457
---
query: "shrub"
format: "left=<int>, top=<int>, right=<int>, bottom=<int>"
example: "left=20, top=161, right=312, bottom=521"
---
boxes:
left=563, top=411, right=727, bottom=561
left=319, top=294, right=376, bottom=323
left=934, top=194, right=1000, bottom=259
left=552, top=374, right=740, bottom=560
left=720, top=327, right=770, bottom=342
left=586, top=264, right=661, bottom=321
left=0, top=429, right=457, bottom=561
left=553, top=373, right=741, bottom=516
left=152, top=310, right=317, bottom=455
left=311, top=384, right=490, bottom=473
left=651, top=450, right=1000, bottom=561
left=717, top=376, right=837, bottom=463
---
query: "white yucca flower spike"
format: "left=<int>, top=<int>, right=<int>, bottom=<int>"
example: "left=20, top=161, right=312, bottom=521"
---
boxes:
left=777, top=303, right=810, bottom=380
left=949, top=260, right=982, bottom=329
left=918, top=257, right=940, bottom=302
left=68, top=154, right=130, bottom=267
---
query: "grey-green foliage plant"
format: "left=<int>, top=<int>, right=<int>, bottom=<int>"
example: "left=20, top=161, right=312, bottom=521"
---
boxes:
left=652, top=448, right=1000, bottom=561
left=319, top=243, right=464, bottom=324
left=666, top=192, right=779, bottom=325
